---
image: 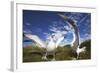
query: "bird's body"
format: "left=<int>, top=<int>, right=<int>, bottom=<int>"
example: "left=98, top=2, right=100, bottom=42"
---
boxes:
left=77, top=47, right=86, bottom=54
left=76, top=46, right=86, bottom=59
left=47, top=39, right=56, bottom=51
left=24, top=34, right=64, bottom=61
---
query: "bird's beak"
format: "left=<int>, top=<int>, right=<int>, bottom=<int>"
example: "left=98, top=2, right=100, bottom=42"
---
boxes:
left=58, top=14, right=68, bottom=20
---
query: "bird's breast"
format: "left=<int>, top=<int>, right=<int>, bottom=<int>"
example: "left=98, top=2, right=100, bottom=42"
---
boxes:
left=47, top=41, right=56, bottom=51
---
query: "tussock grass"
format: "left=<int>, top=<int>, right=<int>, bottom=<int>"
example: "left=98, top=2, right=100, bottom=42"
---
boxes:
left=23, top=40, right=91, bottom=62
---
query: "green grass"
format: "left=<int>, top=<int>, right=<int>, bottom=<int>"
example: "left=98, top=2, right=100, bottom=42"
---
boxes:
left=23, top=40, right=91, bottom=62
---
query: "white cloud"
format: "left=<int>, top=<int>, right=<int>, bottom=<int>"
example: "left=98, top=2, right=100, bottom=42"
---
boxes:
left=46, top=23, right=71, bottom=44
left=80, top=33, right=91, bottom=43
left=59, top=39, right=68, bottom=47
left=43, top=21, right=73, bottom=47
left=26, top=23, right=31, bottom=25
left=23, top=30, right=32, bottom=34
left=84, top=33, right=91, bottom=39
left=43, top=32, right=51, bottom=40
left=49, top=26, right=57, bottom=32
left=36, top=28, right=42, bottom=32
left=64, top=25, right=71, bottom=31
left=79, top=15, right=88, bottom=24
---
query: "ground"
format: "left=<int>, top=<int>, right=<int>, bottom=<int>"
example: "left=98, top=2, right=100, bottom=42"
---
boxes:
left=23, top=40, right=91, bottom=62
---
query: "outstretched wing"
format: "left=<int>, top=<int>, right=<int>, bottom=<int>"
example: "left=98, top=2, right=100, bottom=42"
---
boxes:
left=56, top=36, right=64, bottom=48
left=24, top=34, right=46, bottom=48
left=58, top=14, right=79, bottom=50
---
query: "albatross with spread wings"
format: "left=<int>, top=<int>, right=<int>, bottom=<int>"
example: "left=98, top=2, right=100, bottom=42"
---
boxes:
left=24, top=32, right=64, bottom=61
left=58, top=14, right=86, bottom=59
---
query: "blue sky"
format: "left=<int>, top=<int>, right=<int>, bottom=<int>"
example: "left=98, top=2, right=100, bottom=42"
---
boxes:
left=23, top=10, right=91, bottom=47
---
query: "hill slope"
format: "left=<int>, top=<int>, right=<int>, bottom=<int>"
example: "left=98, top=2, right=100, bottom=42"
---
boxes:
left=23, top=40, right=91, bottom=62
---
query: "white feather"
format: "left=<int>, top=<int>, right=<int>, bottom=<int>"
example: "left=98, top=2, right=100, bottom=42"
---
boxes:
left=71, top=31, right=76, bottom=47
left=56, top=36, right=64, bottom=48
left=77, top=47, right=86, bottom=54
left=76, top=46, right=86, bottom=59
left=25, top=34, right=46, bottom=48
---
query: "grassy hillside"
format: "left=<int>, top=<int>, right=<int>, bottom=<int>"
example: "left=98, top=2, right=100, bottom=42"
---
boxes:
left=78, top=40, right=91, bottom=59
left=23, top=40, right=91, bottom=62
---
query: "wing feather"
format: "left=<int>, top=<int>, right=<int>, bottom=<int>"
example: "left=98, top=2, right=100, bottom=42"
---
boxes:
left=56, top=36, right=64, bottom=48
left=24, top=34, right=46, bottom=48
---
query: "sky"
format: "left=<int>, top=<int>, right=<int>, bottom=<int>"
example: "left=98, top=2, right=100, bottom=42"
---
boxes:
left=23, top=10, right=91, bottom=47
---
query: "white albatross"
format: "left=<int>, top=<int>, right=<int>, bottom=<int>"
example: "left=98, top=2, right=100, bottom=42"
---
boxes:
left=24, top=34, right=64, bottom=61
left=58, top=14, right=86, bottom=59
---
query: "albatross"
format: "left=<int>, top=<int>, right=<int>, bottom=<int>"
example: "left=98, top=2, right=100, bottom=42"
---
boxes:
left=58, top=14, right=86, bottom=59
left=24, top=33, right=64, bottom=61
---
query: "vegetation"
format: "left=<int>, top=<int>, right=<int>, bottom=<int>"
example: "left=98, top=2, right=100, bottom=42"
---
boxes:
left=23, top=40, right=91, bottom=62
left=78, top=40, right=91, bottom=59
